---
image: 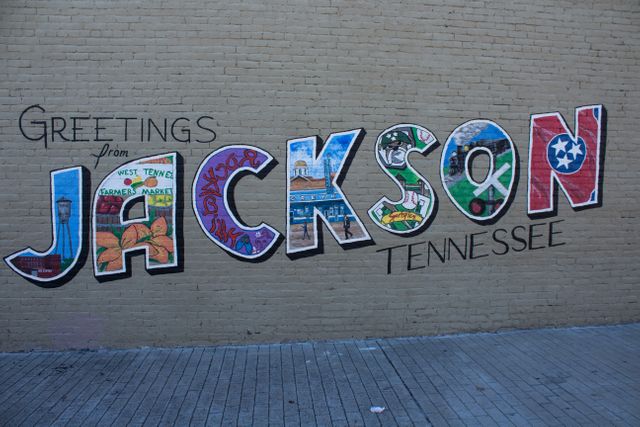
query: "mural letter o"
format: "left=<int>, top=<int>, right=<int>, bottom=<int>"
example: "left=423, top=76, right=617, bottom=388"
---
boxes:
left=440, top=120, right=517, bottom=222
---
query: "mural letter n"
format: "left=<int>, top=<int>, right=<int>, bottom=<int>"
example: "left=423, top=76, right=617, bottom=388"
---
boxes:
left=528, top=105, right=605, bottom=216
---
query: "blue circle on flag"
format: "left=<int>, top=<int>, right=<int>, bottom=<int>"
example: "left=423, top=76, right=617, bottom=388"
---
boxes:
left=546, top=134, right=586, bottom=174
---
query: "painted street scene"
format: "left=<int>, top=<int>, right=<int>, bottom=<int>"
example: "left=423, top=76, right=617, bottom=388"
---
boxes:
left=287, top=131, right=369, bottom=252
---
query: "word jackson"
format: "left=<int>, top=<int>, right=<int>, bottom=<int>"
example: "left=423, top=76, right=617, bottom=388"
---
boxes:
left=5, top=105, right=605, bottom=286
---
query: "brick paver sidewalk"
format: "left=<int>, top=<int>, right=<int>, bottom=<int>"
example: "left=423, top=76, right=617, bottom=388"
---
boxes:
left=0, top=323, right=638, bottom=426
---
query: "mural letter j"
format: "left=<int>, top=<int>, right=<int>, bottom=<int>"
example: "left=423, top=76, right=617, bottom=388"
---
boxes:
left=5, top=167, right=86, bottom=287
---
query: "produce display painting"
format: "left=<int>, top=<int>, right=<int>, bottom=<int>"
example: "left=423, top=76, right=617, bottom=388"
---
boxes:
left=93, top=153, right=178, bottom=276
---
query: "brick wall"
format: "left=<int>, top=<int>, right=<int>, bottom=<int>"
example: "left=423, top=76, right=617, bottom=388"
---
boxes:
left=1, top=0, right=638, bottom=351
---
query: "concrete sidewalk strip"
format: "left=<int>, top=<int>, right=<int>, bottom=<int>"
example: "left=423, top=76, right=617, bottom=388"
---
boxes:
left=1, top=323, right=639, bottom=426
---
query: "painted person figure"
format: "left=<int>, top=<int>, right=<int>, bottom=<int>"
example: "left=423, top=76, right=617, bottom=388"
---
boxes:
left=343, top=215, right=353, bottom=239
left=302, top=217, right=310, bottom=240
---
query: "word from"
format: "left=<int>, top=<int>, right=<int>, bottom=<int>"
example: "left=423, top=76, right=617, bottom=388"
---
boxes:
left=91, top=143, right=130, bottom=169
left=19, top=104, right=217, bottom=148
left=4, top=105, right=605, bottom=287
left=377, top=220, right=566, bottom=275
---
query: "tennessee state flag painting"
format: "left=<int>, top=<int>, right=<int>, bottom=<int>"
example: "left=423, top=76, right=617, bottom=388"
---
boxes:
left=528, top=105, right=605, bottom=215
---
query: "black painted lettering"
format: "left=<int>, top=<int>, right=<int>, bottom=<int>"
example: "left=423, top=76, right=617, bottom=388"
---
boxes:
left=19, top=104, right=47, bottom=147
left=427, top=239, right=446, bottom=265
left=91, top=143, right=110, bottom=169
left=528, top=222, right=546, bottom=250
left=549, top=219, right=566, bottom=247
left=470, top=231, right=488, bottom=259
left=147, top=118, right=167, bottom=141
left=511, top=225, right=527, bottom=252
left=196, top=115, right=217, bottom=143
left=407, top=242, right=426, bottom=271
left=376, top=244, right=407, bottom=275
left=94, top=117, right=113, bottom=142
left=71, top=116, right=90, bottom=142
left=492, top=228, right=509, bottom=255
left=50, top=117, right=69, bottom=142
left=171, top=117, right=191, bottom=143
left=116, top=117, right=136, bottom=141
left=447, top=236, right=467, bottom=261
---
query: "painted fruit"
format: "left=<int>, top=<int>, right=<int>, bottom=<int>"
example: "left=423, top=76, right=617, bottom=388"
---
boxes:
left=144, top=177, right=158, bottom=187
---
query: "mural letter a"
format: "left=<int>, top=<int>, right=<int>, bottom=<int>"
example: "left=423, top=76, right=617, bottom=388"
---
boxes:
left=528, top=105, right=605, bottom=216
left=93, top=153, right=180, bottom=278
left=287, top=129, right=371, bottom=255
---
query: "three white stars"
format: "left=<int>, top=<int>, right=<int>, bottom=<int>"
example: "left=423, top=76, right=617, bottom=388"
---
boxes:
left=551, top=137, right=584, bottom=170
left=386, top=132, right=400, bottom=142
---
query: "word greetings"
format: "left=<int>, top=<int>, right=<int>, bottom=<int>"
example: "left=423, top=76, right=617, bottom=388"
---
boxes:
left=5, top=105, right=605, bottom=287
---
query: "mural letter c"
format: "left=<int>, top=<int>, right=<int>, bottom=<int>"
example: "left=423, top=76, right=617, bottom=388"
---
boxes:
left=193, top=145, right=280, bottom=260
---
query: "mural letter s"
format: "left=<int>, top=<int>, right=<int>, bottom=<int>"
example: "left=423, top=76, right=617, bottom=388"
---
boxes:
left=368, top=124, right=438, bottom=235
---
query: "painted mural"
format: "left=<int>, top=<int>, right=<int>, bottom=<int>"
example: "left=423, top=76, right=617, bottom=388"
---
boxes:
left=4, top=105, right=607, bottom=284
left=440, top=120, right=517, bottom=222
left=528, top=105, right=604, bottom=215
left=286, top=129, right=371, bottom=254
left=93, top=153, right=178, bottom=277
left=368, top=124, right=438, bottom=234
left=4, top=167, right=84, bottom=286
left=193, top=145, right=280, bottom=260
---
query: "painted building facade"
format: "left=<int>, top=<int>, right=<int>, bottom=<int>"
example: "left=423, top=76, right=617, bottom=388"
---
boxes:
left=0, top=0, right=638, bottom=351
